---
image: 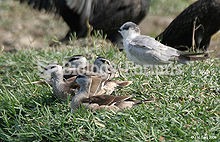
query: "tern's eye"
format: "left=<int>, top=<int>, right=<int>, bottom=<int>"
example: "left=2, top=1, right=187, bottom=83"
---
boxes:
left=122, top=26, right=129, bottom=30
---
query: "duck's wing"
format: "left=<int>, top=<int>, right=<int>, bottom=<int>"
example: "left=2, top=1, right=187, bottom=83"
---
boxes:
left=82, top=95, right=116, bottom=105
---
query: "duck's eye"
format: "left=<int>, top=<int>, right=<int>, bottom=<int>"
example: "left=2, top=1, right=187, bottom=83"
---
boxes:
left=50, top=66, right=56, bottom=69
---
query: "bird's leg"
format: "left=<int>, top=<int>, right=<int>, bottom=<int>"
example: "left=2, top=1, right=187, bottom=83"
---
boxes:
left=86, top=17, right=93, bottom=37
left=49, top=31, right=74, bottom=46
left=192, top=17, right=197, bottom=52
left=154, top=65, right=161, bottom=83
left=194, top=24, right=204, bottom=51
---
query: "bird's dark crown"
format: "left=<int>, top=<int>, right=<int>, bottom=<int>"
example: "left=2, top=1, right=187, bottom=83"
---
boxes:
left=120, top=22, right=138, bottom=31
left=69, top=55, right=84, bottom=62
left=97, top=57, right=111, bottom=65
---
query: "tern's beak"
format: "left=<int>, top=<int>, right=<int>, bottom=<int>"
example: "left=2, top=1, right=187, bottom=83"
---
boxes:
left=118, top=29, right=122, bottom=33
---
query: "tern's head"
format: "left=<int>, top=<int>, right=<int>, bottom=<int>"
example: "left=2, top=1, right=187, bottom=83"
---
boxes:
left=119, top=22, right=140, bottom=39
left=65, top=55, right=87, bottom=68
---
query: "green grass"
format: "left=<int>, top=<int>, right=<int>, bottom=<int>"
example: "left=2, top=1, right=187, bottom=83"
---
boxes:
left=0, top=0, right=219, bottom=141
left=150, top=0, right=195, bottom=16
left=0, top=38, right=219, bottom=141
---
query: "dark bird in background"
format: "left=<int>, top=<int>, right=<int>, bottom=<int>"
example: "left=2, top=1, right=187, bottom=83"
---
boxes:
left=20, top=0, right=151, bottom=44
left=156, top=0, right=220, bottom=51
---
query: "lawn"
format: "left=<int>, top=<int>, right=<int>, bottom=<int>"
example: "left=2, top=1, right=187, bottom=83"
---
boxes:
left=0, top=0, right=220, bottom=141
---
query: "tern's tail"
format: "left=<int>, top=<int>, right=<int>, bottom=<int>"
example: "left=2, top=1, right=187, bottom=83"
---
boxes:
left=178, top=52, right=209, bottom=64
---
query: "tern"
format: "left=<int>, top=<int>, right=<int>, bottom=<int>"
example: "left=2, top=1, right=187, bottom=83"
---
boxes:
left=119, top=22, right=208, bottom=66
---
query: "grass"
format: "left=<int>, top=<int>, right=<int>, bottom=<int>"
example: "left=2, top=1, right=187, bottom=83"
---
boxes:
left=150, top=0, right=195, bottom=16
left=0, top=0, right=220, bottom=141
left=0, top=38, right=219, bottom=141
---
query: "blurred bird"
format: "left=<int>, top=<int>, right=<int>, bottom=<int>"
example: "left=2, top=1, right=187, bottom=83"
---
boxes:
left=156, top=0, right=220, bottom=51
left=19, top=0, right=151, bottom=44
left=119, top=22, right=209, bottom=66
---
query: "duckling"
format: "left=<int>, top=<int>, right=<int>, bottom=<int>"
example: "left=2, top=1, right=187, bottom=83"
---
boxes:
left=63, top=55, right=94, bottom=79
left=93, top=57, right=117, bottom=79
left=71, top=75, right=92, bottom=112
left=49, top=65, right=77, bottom=101
left=71, top=75, right=148, bottom=112
left=34, top=63, right=76, bottom=86
left=64, top=55, right=88, bottom=68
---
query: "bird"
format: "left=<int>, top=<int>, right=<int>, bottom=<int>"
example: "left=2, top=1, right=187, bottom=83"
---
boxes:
left=47, top=65, right=78, bottom=101
left=156, top=0, right=220, bottom=51
left=19, top=0, right=151, bottom=44
left=38, top=56, right=124, bottom=96
left=119, top=22, right=209, bottom=66
left=64, top=55, right=88, bottom=68
left=71, top=75, right=92, bottom=111
left=63, top=56, right=117, bottom=80
left=63, top=55, right=92, bottom=79
left=71, top=75, right=150, bottom=112
left=93, top=57, right=117, bottom=80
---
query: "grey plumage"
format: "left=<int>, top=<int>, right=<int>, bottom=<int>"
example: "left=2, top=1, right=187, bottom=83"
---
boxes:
left=119, top=22, right=208, bottom=65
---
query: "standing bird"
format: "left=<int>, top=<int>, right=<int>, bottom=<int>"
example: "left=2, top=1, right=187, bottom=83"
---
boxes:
left=119, top=22, right=208, bottom=65
left=19, top=0, right=151, bottom=44
left=156, top=0, right=220, bottom=51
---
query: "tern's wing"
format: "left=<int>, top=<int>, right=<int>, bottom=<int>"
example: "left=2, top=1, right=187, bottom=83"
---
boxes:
left=129, top=35, right=180, bottom=63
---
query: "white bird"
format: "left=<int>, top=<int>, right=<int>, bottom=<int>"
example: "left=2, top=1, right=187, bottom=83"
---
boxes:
left=118, top=22, right=208, bottom=65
